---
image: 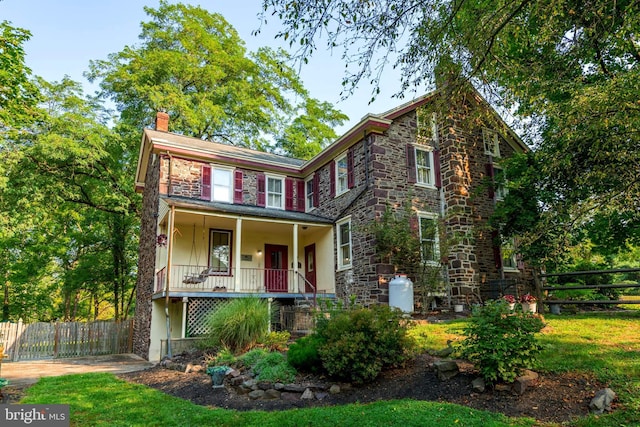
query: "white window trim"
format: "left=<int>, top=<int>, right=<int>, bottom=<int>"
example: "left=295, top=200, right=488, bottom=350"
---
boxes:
left=483, top=128, right=501, bottom=158
left=305, top=175, right=315, bottom=212
left=414, top=145, right=437, bottom=189
left=265, top=174, right=285, bottom=210
left=210, top=165, right=235, bottom=203
left=336, top=216, right=352, bottom=271
left=335, top=152, right=349, bottom=196
left=418, top=212, right=440, bottom=266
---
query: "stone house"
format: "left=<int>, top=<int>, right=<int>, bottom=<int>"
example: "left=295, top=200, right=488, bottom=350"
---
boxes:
left=133, top=87, right=529, bottom=361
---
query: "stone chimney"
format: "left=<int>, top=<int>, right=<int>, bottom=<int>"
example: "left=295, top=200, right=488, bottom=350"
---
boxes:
left=155, top=111, right=169, bottom=132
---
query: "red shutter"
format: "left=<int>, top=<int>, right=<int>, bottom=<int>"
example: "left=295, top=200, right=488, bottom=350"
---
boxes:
left=201, top=165, right=211, bottom=200
left=313, top=173, right=320, bottom=207
left=492, top=230, right=502, bottom=270
left=347, top=147, right=355, bottom=189
left=285, top=177, right=294, bottom=211
left=234, top=170, right=243, bottom=204
left=406, top=144, right=416, bottom=183
left=329, top=161, right=336, bottom=197
left=410, top=215, right=419, bottom=236
left=486, top=163, right=495, bottom=199
left=434, top=149, right=442, bottom=188
left=257, top=173, right=266, bottom=207
left=296, top=179, right=305, bottom=212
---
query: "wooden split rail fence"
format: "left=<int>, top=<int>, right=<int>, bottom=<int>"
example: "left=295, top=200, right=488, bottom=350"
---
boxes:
left=0, top=319, right=134, bottom=361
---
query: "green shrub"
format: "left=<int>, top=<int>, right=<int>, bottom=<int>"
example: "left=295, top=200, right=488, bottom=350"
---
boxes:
left=205, top=297, right=270, bottom=353
left=316, top=305, right=415, bottom=384
left=287, top=334, right=325, bottom=373
left=259, top=331, right=291, bottom=352
left=238, top=348, right=270, bottom=368
left=459, top=300, right=545, bottom=384
left=211, top=347, right=237, bottom=366
left=252, top=351, right=297, bottom=383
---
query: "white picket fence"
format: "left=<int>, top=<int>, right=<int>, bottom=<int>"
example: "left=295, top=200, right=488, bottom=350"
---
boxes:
left=0, top=319, right=133, bottom=361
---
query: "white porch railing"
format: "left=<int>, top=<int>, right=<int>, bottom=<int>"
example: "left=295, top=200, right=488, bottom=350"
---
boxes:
left=155, top=265, right=316, bottom=300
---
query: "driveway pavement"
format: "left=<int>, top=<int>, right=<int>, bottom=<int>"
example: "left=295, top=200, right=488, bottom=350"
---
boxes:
left=0, top=354, right=154, bottom=387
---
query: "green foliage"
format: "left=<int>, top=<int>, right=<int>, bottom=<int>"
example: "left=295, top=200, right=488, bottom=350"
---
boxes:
left=87, top=0, right=346, bottom=156
left=208, top=347, right=237, bottom=367
left=459, top=300, right=545, bottom=384
left=238, top=348, right=270, bottom=369
left=315, top=306, right=415, bottom=384
left=258, top=330, right=291, bottom=352
left=286, top=334, right=325, bottom=373
left=251, top=351, right=297, bottom=383
left=205, top=297, right=270, bottom=353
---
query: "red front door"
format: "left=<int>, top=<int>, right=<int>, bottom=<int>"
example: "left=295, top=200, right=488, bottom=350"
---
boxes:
left=264, top=244, right=288, bottom=292
left=304, top=244, right=316, bottom=293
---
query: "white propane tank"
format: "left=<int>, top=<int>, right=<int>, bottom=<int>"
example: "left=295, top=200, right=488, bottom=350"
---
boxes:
left=389, top=274, right=414, bottom=313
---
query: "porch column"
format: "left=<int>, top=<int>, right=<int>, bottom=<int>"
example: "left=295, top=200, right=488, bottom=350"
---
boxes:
left=234, top=217, right=242, bottom=291
left=181, top=297, right=188, bottom=338
left=293, top=223, right=299, bottom=293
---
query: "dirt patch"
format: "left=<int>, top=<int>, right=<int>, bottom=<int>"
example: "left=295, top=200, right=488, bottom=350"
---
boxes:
left=118, top=352, right=608, bottom=424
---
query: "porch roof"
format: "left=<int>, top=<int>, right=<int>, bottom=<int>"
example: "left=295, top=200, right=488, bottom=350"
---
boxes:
left=162, top=195, right=334, bottom=224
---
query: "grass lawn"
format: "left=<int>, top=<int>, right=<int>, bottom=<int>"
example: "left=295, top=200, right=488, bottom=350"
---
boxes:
left=20, top=310, right=640, bottom=427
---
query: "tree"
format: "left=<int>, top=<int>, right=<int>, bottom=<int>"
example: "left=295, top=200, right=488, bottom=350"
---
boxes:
left=262, top=0, right=640, bottom=261
left=87, top=1, right=347, bottom=156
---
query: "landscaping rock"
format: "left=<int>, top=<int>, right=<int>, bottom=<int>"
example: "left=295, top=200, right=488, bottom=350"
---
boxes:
left=282, top=384, right=307, bottom=393
left=300, top=388, right=314, bottom=400
left=280, top=392, right=300, bottom=402
left=257, top=381, right=272, bottom=391
left=264, top=389, right=281, bottom=400
left=329, top=384, right=341, bottom=394
left=248, top=390, right=265, bottom=400
left=471, top=378, right=485, bottom=393
left=315, top=392, right=328, bottom=400
left=433, top=359, right=459, bottom=381
left=589, top=388, right=616, bottom=414
left=513, top=370, right=539, bottom=395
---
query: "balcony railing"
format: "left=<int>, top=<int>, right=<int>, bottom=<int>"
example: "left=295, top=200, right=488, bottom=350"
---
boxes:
left=155, top=265, right=317, bottom=301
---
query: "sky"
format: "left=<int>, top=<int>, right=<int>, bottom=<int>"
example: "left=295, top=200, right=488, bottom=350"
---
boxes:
left=2, top=0, right=430, bottom=135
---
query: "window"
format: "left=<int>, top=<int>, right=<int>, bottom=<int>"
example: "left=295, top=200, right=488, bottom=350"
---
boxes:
left=336, top=217, right=352, bottom=270
left=501, top=237, right=519, bottom=271
left=335, top=153, right=348, bottom=195
left=415, top=147, right=435, bottom=186
left=419, top=214, right=440, bottom=264
left=483, top=128, right=501, bottom=158
left=493, top=165, right=508, bottom=200
left=209, top=230, right=232, bottom=275
left=305, top=176, right=315, bottom=211
left=266, top=175, right=284, bottom=209
left=212, top=167, right=233, bottom=202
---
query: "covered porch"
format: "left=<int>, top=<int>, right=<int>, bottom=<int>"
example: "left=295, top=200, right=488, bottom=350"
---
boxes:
left=154, top=197, right=336, bottom=301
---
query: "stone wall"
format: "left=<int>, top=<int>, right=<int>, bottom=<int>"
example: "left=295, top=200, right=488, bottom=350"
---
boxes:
left=133, top=153, right=160, bottom=360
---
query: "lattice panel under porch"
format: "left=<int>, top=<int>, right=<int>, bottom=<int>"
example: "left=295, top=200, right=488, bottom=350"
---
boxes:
left=187, top=298, right=228, bottom=336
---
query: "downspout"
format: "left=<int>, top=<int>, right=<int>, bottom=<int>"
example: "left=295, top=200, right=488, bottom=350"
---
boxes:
left=167, top=151, right=173, bottom=197
left=164, top=205, right=175, bottom=358
left=433, top=112, right=451, bottom=307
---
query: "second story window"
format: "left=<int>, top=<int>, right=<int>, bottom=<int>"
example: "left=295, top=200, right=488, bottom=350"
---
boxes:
left=266, top=175, right=284, bottom=209
left=212, top=168, right=232, bottom=202
left=416, top=148, right=435, bottom=187
left=493, top=165, right=508, bottom=200
left=336, top=153, right=348, bottom=195
left=501, top=237, right=519, bottom=272
left=305, top=176, right=315, bottom=211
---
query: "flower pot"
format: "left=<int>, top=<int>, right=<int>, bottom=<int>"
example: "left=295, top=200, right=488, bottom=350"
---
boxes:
left=550, top=303, right=561, bottom=315
left=508, top=303, right=516, bottom=311
left=207, top=366, right=229, bottom=388
left=453, top=304, right=464, bottom=313
left=521, top=302, right=537, bottom=313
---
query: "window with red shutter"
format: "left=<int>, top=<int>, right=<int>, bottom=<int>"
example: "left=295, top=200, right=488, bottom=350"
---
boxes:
left=285, top=177, right=294, bottom=211
left=329, top=161, right=336, bottom=197
left=257, top=173, right=266, bottom=207
left=406, top=144, right=417, bottom=183
left=434, top=149, right=442, bottom=188
left=486, top=163, right=495, bottom=199
left=201, top=165, right=211, bottom=200
left=233, top=170, right=243, bottom=204
left=347, top=147, right=355, bottom=189
left=296, top=179, right=305, bottom=212
left=312, top=173, right=320, bottom=207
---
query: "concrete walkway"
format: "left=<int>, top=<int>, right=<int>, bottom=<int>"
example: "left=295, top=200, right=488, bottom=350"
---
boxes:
left=0, top=354, right=155, bottom=387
